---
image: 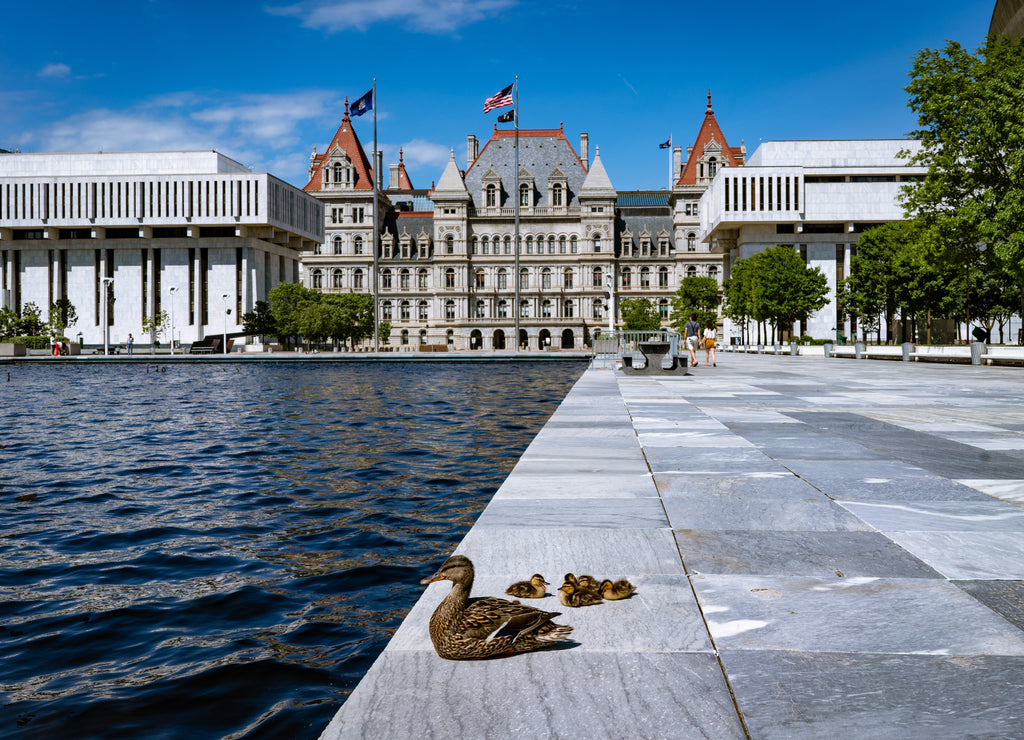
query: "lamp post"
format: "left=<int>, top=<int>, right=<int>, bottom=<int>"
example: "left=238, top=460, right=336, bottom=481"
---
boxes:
left=101, top=277, right=114, bottom=355
left=605, top=274, right=615, bottom=334
left=169, top=286, right=178, bottom=355
left=221, top=294, right=230, bottom=355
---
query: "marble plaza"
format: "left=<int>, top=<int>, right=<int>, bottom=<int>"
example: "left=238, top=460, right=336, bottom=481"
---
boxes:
left=321, top=353, right=1024, bottom=739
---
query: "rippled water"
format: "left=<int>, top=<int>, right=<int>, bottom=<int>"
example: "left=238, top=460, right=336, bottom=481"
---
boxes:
left=0, top=361, right=586, bottom=739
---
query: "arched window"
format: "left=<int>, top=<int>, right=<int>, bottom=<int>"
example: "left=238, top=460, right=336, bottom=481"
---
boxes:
left=593, top=299, right=603, bottom=319
left=559, top=236, right=566, bottom=254
left=481, top=236, right=489, bottom=255
left=419, top=329, right=428, bottom=345
left=593, top=234, right=602, bottom=253
left=708, top=157, right=718, bottom=178
left=592, top=267, right=603, bottom=287
left=382, top=269, right=393, bottom=289
left=526, top=235, right=534, bottom=254
left=445, top=234, right=454, bottom=254
left=542, top=300, right=552, bottom=318
left=686, top=265, right=697, bottom=278
left=621, top=267, right=632, bottom=288
left=709, top=266, right=719, bottom=281
left=471, top=236, right=479, bottom=255
left=497, top=268, right=508, bottom=290
left=659, top=299, right=669, bottom=319
left=570, top=236, right=578, bottom=253
left=563, top=268, right=573, bottom=289
left=520, top=183, right=530, bottom=206
left=333, top=162, right=343, bottom=183
left=548, top=236, right=556, bottom=254
left=382, top=301, right=393, bottom=320
left=445, top=268, right=456, bottom=289
left=333, top=269, right=343, bottom=288
left=333, top=235, right=342, bottom=254
left=400, top=301, right=410, bottom=320
left=475, top=268, right=485, bottom=289
left=353, top=268, right=364, bottom=290
left=640, top=267, right=651, bottom=288
left=552, top=183, right=563, bottom=206
left=312, top=269, right=323, bottom=289
left=541, top=268, right=552, bottom=290
left=354, top=236, right=363, bottom=255
left=687, top=233, right=696, bottom=251
left=401, top=329, right=409, bottom=345
left=418, top=269, right=428, bottom=290
left=520, top=300, right=530, bottom=318
left=658, top=266, right=669, bottom=288
left=445, top=300, right=456, bottom=320
left=486, top=184, right=497, bottom=207
left=497, top=299, right=508, bottom=318
left=564, top=299, right=574, bottom=318
left=519, top=268, right=529, bottom=290
left=418, top=300, right=429, bottom=320
left=504, top=235, right=512, bottom=254
left=400, top=269, right=410, bottom=289
left=476, top=300, right=486, bottom=318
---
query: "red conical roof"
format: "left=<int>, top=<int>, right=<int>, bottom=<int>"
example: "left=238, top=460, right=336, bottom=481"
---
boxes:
left=677, top=91, right=744, bottom=186
left=303, top=97, right=376, bottom=191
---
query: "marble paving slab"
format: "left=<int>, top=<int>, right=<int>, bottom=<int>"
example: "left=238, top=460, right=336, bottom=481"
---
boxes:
left=643, top=446, right=782, bottom=473
left=321, top=651, right=746, bottom=740
left=675, top=530, right=942, bottom=579
left=721, top=651, right=1024, bottom=739
left=474, top=497, right=668, bottom=529
left=954, top=580, right=1024, bottom=630
left=840, top=500, right=1024, bottom=532
left=690, top=574, right=1024, bottom=655
left=959, top=478, right=1024, bottom=503
left=493, top=472, right=657, bottom=499
left=453, top=527, right=686, bottom=578
left=655, top=474, right=824, bottom=500
left=663, top=495, right=870, bottom=532
left=882, top=531, right=1024, bottom=580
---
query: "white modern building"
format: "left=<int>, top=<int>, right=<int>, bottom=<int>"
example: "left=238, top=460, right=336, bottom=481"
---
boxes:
left=0, top=151, right=323, bottom=349
left=700, top=139, right=927, bottom=341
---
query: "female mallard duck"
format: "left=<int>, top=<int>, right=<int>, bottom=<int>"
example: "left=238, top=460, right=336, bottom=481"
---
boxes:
left=505, top=573, right=548, bottom=599
left=557, top=580, right=604, bottom=607
left=420, top=555, right=572, bottom=660
left=600, top=578, right=636, bottom=600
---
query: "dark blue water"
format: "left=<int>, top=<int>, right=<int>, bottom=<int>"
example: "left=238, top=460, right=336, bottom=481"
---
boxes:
left=0, top=361, right=585, bottom=739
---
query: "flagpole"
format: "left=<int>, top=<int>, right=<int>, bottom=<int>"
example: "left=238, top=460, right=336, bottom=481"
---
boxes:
left=668, top=133, right=673, bottom=189
left=372, top=78, right=379, bottom=353
left=513, top=75, right=520, bottom=353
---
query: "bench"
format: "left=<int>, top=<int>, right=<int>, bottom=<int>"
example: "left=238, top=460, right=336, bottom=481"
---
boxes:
left=909, top=345, right=977, bottom=364
left=189, top=337, right=223, bottom=354
left=981, top=347, right=1024, bottom=365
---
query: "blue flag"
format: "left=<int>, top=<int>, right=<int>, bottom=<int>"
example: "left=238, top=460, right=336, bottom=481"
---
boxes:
left=659, top=136, right=672, bottom=149
left=351, top=89, right=373, bottom=117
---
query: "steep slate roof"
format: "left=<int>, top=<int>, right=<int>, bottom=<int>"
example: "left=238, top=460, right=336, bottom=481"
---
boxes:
left=464, top=124, right=587, bottom=208
left=432, top=149, right=469, bottom=198
left=616, top=192, right=674, bottom=255
left=676, top=91, right=744, bottom=186
left=303, top=98, right=376, bottom=192
left=395, top=149, right=414, bottom=190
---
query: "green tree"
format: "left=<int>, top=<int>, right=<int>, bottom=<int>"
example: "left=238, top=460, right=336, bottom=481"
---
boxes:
left=142, top=310, right=169, bottom=352
left=269, top=282, right=317, bottom=347
left=619, top=298, right=662, bottom=332
left=669, top=276, right=719, bottom=334
left=17, top=302, right=45, bottom=336
left=722, top=259, right=756, bottom=343
left=0, top=306, right=20, bottom=339
left=242, top=300, right=276, bottom=337
left=47, top=298, right=78, bottom=339
left=749, top=246, right=829, bottom=342
left=903, top=36, right=1024, bottom=322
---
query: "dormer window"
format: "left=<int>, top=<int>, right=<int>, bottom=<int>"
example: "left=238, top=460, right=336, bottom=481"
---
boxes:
left=708, top=157, right=718, bottom=178
left=486, top=184, right=497, bottom=207
left=552, top=183, right=563, bottom=206
left=520, top=183, right=531, bottom=206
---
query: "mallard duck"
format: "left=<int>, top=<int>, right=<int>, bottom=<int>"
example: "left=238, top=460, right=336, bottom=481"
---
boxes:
left=600, top=578, right=636, bottom=600
left=557, top=580, right=604, bottom=607
left=420, top=555, right=572, bottom=660
left=577, top=575, right=602, bottom=594
left=505, top=574, right=548, bottom=599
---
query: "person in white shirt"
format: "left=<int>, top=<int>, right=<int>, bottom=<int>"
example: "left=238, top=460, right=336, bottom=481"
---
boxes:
left=703, top=322, right=717, bottom=367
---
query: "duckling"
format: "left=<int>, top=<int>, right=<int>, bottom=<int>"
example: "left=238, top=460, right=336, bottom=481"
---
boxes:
left=557, top=580, right=604, bottom=608
left=421, top=555, right=572, bottom=660
left=577, top=574, right=602, bottom=594
left=505, top=573, right=548, bottom=599
left=599, top=578, right=636, bottom=600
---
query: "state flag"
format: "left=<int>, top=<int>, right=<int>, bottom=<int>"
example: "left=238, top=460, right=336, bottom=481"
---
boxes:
left=659, top=136, right=672, bottom=149
left=483, top=83, right=514, bottom=113
left=351, top=89, right=373, bottom=117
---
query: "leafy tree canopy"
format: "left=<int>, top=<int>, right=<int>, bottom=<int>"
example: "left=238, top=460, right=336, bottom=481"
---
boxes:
left=669, top=276, right=719, bottom=333
left=619, top=298, right=662, bottom=332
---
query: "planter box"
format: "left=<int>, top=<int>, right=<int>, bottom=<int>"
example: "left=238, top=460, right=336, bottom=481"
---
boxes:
left=0, top=343, right=27, bottom=357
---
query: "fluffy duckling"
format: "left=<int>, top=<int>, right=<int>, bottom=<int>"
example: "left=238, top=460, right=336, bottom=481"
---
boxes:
left=505, top=574, right=548, bottom=599
left=557, top=580, right=604, bottom=608
left=421, top=555, right=572, bottom=660
left=577, top=575, right=602, bottom=594
left=599, top=578, right=636, bottom=600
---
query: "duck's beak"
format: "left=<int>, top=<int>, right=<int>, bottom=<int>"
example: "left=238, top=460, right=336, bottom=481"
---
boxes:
left=420, top=569, right=444, bottom=585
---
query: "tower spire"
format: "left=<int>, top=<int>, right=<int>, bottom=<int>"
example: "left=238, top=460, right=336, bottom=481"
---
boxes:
left=707, top=89, right=712, bottom=112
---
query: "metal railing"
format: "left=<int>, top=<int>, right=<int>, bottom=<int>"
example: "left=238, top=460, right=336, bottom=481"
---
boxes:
left=591, top=329, right=681, bottom=360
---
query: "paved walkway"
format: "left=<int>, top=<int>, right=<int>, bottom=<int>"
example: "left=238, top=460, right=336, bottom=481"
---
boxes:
left=320, top=353, right=1024, bottom=739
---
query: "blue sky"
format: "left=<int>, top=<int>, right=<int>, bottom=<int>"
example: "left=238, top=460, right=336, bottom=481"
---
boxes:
left=1, top=0, right=995, bottom=191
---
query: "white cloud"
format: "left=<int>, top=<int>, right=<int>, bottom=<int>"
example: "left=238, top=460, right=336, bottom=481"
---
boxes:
left=39, top=63, right=72, bottom=79
left=267, top=0, right=516, bottom=34
left=395, top=139, right=449, bottom=170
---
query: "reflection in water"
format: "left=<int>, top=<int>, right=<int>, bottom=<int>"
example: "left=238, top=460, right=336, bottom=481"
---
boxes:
left=0, top=361, right=585, bottom=739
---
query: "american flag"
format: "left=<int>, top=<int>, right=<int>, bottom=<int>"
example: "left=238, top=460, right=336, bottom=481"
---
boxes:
left=483, top=83, right=514, bottom=113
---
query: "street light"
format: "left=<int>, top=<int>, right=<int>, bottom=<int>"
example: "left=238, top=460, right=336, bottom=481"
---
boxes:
left=169, top=286, right=178, bottom=355
left=101, top=277, right=114, bottom=355
left=221, top=294, right=230, bottom=355
left=604, top=274, right=615, bottom=333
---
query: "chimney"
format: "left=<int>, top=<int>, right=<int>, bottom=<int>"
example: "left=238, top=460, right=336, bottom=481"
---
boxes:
left=389, top=163, right=400, bottom=190
left=467, top=135, right=478, bottom=166
left=673, top=146, right=682, bottom=181
left=580, top=133, right=589, bottom=172
left=375, top=151, right=384, bottom=190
